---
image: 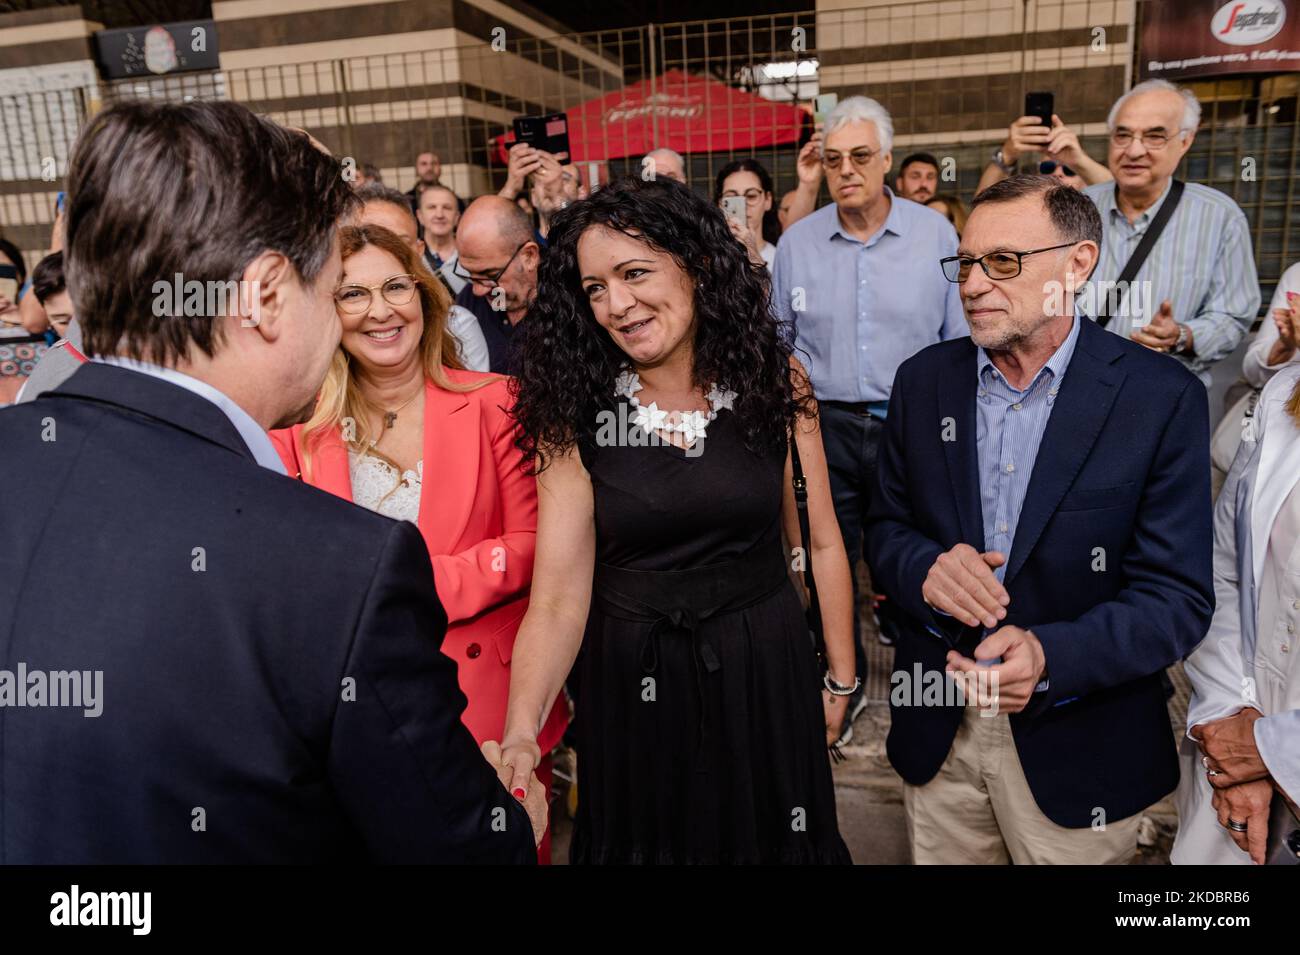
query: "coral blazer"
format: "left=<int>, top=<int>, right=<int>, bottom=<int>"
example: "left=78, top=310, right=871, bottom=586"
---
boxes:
left=270, top=367, right=567, bottom=755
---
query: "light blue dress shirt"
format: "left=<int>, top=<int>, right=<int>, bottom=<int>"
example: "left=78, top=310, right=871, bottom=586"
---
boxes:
left=975, top=314, right=1081, bottom=577
left=771, top=188, right=967, bottom=404
left=970, top=313, right=1081, bottom=690
left=1083, top=178, right=1260, bottom=387
left=94, top=356, right=286, bottom=475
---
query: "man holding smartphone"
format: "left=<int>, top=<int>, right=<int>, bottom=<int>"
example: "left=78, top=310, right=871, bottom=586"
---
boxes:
left=976, top=97, right=1111, bottom=195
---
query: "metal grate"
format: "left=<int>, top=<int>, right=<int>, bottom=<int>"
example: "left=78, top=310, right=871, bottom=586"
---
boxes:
left=2, top=1, right=1296, bottom=304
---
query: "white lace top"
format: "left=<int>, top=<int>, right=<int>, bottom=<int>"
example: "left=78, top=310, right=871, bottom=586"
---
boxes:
left=348, top=448, right=423, bottom=523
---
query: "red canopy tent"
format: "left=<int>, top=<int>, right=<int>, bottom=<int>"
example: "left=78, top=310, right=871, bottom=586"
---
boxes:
left=492, top=68, right=809, bottom=165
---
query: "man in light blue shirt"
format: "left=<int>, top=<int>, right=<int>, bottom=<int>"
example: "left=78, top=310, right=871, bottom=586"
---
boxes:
left=771, top=96, right=965, bottom=732
left=1084, top=79, right=1260, bottom=387
left=975, top=313, right=1080, bottom=574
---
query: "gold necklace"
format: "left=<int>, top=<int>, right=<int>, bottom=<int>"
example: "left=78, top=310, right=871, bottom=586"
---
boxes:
left=365, top=384, right=423, bottom=453
left=380, top=385, right=423, bottom=430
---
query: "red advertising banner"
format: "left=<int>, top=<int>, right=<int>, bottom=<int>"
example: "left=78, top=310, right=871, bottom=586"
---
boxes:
left=1140, top=0, right=1300, bottom=80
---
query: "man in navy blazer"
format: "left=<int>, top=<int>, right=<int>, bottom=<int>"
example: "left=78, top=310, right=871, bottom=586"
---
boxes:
left=866, top=175, right=1213, bottom=864
left=0, top=101, right=538, bottom=863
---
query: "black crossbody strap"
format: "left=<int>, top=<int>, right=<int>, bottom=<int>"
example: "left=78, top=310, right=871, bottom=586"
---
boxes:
left=790, top=430, right=825, bottom=660
left=1097, top=178, right=1185, bottom=329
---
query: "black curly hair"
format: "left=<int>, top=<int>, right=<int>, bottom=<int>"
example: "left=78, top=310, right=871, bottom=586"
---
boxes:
left=511, top=175, right=811, bottom=472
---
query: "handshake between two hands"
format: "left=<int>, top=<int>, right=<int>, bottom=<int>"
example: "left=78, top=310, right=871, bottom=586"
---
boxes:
left=480, top=739, right=549, bottom=847
left=923, top=543, right=1048, bottom=714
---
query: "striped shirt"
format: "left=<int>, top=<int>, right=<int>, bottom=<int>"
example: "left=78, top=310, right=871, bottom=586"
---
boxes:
left=1083, top=179, right=1260, bottom=386
left=975, top=314, right=1081, bottom=578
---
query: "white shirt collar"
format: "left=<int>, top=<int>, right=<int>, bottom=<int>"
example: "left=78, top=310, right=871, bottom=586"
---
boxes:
left=93, top=356, right=286, bottom=475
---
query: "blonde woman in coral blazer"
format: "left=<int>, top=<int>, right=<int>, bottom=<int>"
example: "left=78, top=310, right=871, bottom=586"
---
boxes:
left=271, top=224, right=566, bottom=858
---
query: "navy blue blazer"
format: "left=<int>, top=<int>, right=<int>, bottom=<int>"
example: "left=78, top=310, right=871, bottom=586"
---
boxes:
left=0, top=362, right=534, bottom=863
left=866, top=317, right=1214, bottom=827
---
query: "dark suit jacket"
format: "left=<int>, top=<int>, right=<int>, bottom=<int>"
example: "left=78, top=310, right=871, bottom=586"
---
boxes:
left=866, top=317, right=1214, bottom=827
left=0, top=362, right=534, bottom=863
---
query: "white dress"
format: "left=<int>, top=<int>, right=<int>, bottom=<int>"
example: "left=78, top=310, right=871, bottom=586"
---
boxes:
left=348, top=448, right=422, bottom=523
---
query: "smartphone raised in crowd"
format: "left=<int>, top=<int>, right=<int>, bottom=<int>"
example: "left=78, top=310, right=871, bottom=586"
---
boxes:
left=721, top=195, right=746, bottom=225
left=512, top=112, right=571, bottom=161
left=1025, top=91, right=1054, bottom=126
left=813, top=92, right=838, bottom=126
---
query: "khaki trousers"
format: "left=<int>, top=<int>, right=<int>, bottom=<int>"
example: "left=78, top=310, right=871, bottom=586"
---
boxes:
left=904, top=704, right=1142, bottom=864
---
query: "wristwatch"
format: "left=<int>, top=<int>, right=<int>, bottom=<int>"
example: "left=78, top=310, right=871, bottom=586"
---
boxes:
left=992, top=148, right=1015, bottom=173
left=1173, top=323, right=1190, bottom=354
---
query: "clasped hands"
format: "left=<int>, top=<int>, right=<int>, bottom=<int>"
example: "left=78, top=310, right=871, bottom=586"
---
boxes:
left=1191, top=708, right=1276, bottom=863
left=923, top=543, right=1046, bottom=713
left=480, top=739, right=548, bottom=847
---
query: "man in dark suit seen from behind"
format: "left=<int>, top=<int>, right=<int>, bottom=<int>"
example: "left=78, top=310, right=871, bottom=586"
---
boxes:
left=0, top=100, right=541, bottom=863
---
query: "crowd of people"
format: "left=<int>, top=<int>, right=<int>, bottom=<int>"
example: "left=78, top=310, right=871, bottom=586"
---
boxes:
left=0, top=76, right=1296, bottom=866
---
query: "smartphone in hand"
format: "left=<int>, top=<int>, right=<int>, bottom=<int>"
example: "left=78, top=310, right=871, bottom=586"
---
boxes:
left=512, top=113, right=571, bottom=162
left=813, top=92, right=838, bottom=126
left=721, top=195, right=746, bottom=224
left=1025, top=91, right=1054, bottom=126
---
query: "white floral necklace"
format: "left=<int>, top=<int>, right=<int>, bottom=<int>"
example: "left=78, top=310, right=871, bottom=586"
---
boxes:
left=613, top=367, right=737, bottom=444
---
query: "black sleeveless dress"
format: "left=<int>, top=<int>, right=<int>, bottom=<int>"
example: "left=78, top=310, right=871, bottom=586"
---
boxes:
left=571, top=397, right=851, bottom=864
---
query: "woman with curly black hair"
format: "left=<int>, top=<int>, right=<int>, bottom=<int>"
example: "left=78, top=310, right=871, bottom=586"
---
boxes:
left=496, top=175, right=855, bottom=864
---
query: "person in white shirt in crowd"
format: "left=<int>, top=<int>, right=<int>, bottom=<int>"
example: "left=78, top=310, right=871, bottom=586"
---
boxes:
left=1242, top=262, right=1300, bottom=389
left=1174, top=361, right=1300, bottom=864
left=353, top=183, right=488, bottom=373
left=714, top=158, right=779, bottom=272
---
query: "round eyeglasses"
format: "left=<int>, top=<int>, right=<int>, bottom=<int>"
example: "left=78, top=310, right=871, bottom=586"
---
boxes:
left=334, top=274, right=419, bottom=314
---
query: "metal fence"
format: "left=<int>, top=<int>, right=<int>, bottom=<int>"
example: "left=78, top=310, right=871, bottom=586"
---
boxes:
left=2, top=0, right=1299, bottom=305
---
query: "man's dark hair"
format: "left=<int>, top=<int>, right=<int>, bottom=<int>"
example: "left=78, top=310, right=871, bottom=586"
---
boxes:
left=898, top=152, right=940, bottom=176
left=972, top=173, right=1102, bottom=248
left=353, top=181, right=413, bottom=216
left=31, top=251, right=65, bottom=305
left=64, top=100, right=357, bottom=363
left=361, top=163, right=382, bottom=183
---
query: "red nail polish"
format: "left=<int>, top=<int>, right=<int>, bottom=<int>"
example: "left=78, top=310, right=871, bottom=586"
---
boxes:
left=513, top=788, right=526, bottom=801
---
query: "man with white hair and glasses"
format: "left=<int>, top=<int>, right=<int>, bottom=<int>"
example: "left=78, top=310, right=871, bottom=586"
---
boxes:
left=1084, top=79, right=1259, bottom=386
left=772, top=95, right=965, bottom=736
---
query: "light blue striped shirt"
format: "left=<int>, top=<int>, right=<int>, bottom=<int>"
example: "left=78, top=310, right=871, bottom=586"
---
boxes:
left=1083, top=178, right=1260, bottom=386
left=93, top=356, right=287, bottom=475
left=771, top=189, right=967, bottom=404
left=975, top=314, right=1081, bottom=578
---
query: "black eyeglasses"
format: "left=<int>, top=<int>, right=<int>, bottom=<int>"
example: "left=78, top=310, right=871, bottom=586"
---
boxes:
left=940, top=242, right=1078, bottom=283
left=452, top=241, right=529, bottom=289
left=1038, top=160, right=1076, bottom=177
